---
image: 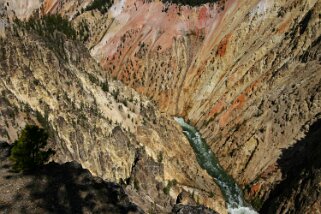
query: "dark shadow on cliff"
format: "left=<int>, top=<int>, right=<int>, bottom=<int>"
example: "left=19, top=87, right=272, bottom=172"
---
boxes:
left=260, top=117, right=321, bottom=213
left=0, top=142, right=142, bottom=214
left=28, top=162, right=142, bottom=214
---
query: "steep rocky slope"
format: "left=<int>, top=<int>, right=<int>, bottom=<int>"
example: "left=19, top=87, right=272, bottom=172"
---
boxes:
left=1, top=142, right=219, bottom=214
left=68, top=0, right=321, bottom=211
left=0, top=142, right=143, bottom=214
left=0, top=23, right=226, bottom=213
left=0, top=0, right=42, bottom=19
left=260, top=118, right=321, bottom=213
left=2, top=0, right=321, bottom=212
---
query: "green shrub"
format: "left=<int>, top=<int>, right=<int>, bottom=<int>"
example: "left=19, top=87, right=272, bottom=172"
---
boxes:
left=163, top=185, right=170, bottom=195
left=14, top=14, right=77, bottom=57
left=101, top=81, right=109, bottom=92
left=77, top=20, right=90, bottom=41
left=163, top=179, right=177, bottom=195
left=17, top=14, right=76, bottom=39
left=157, top=151, right=163, bottom=163
left=112, top=89, right=120, bottom=100
left=85, top=0, right=114, bottom=14
left=88, top=73, right=99, bottom=84
left=251, top=196, right=263, bottom=210
left=209, top=191, right=215, bottom=198
left=10, top=125, right=55, bottom=172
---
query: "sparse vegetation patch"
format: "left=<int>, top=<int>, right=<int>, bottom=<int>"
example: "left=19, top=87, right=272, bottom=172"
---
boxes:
left=85, top=0, right=114, bottom=14
left=10, top=125, right=55, bottom=172
left=15, top=14, right=76, bottom=40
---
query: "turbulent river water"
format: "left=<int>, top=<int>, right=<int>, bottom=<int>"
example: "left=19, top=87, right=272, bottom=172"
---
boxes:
left=174, top=117, right=258, bottom=214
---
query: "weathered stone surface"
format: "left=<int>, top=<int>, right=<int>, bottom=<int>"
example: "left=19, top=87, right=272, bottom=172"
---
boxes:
left=71, top=0, right=321, bottom=210
left=0, top=24, right=224, bottom=213
left=0, top=142, right=143, bottom=214
left=260, top=118, right=321, bottom=213
left=1, top=0, right=321, bottom=212
left=173, top=204, right=219, bottom=214
left=0, top=0, right=42, bottom=19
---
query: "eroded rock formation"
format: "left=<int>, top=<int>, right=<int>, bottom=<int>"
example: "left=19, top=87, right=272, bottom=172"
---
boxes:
left=75, top=0, right=321, bottom=211
left=1, top=0, right=321, bottom=212
left=0, top=24, right=226, bottom=213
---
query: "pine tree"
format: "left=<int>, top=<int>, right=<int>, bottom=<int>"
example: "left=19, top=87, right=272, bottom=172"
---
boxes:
left=10, top=125, right=55, bottom=172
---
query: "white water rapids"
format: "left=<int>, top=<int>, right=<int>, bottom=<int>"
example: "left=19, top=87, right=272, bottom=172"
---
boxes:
left=174, top=117, right=258, bottom=214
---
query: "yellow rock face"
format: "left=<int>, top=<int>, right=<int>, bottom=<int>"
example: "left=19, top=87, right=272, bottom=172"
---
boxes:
left=71, top=0, right=321, bottom=205
left=0, top=25, right=227, bottom=212
left=0, top=0, right=42, bottom=19
left=2, top=0, right=321, bottom=212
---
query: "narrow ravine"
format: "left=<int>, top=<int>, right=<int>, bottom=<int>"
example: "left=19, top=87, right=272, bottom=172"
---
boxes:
left=174, top=117, right=258, bottom=214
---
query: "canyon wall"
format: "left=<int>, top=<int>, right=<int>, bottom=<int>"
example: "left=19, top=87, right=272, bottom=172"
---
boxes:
left=2, top=0, right=321, bottom=212
left=0, top=25, right=226, bottom=212
left=0, top=0, right=42, bottom=19
left=72, top=0, right=321, bottom=209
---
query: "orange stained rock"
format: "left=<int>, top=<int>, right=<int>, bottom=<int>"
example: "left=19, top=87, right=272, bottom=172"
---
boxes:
left=158, top=92, right=170, bottom=107
left=278, top=18, right=291, bottom=34
left=198, top=0, right=240, bottom=62
left=120, top=71, right=129, bottom=81
left=216, top=33, right=232, bottom=57
left=94, top=0, right=220, bottom=63
left=136, top=86, right=145, bottom=94
left=219, top=107, right=231, bottom=127
left=232, top=93, right=246, bottom=109
left=198, top=6, right=209, bottom=27
left=245, top=79, right=260, bottom=94
left=260, top=164, right=278, bottom=179
left=209, top=100, right=225, bottom=116
left=42, top=0, right=59, bottom=15
left=250, top=183, right=261, bottom=196
left=219, top=93, right=247, bottom=127
left=218, top=78, right=261, bottom=127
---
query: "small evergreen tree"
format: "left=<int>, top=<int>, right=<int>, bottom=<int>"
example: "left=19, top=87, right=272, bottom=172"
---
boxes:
left=10, top=125, right=55, bottom=172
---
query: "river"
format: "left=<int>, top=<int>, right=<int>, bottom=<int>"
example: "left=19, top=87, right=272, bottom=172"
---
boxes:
left=174, top=117, right=258, bottom=214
